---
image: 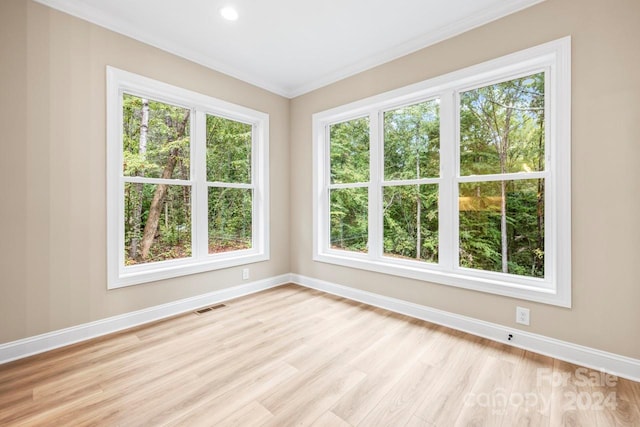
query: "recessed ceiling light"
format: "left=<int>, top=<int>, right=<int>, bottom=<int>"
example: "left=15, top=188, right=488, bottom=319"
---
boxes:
left=220, top=6, right=239, bottom=21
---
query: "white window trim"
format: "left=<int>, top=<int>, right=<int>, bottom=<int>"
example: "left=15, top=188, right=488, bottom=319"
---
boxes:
left=313, top=37, right=571, bottom=307
left=107, top=67, right=270, bottom=289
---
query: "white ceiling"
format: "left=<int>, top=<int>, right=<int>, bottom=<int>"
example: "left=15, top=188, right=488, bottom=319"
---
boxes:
left=35, top=0, right=543, bottom=98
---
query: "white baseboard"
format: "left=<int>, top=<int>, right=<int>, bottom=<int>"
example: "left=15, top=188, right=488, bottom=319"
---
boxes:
left=290, top=273, right=640, bottom=383
left=2, top=272, right=639, bottom=383
left=0, top=274, right=290, bottom=364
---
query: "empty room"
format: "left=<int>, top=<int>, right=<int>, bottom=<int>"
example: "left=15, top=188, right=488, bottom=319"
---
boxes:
left=1, top=0, right=639, bottom=425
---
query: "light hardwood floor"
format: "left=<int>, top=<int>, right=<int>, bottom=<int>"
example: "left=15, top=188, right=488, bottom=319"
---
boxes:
left=1, top=284, right=639, bottom=426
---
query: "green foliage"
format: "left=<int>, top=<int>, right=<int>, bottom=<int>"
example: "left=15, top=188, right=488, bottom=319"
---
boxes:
left=328, top=74, right=545, bottom=278
left=459, top=73, right=545, bottom=277
left=206, top=115, right=252, bottom=183
left=330, top=188, right=368, bottom=252
left=459, top=180, right=544, bottom=277
left=330, top=117, right=370, bottom=184
left=122, top=94, right=190, bottom=180
left=123, top=94, right=192, bottom=265
left=206, top=115, right=253, bottom=253
left=460, top=73, right=545, bottom=175
left=123, top=93, right=257, bottom=263
left=384, top=100, right=440, bottom=180
left=208, top=188, right=252, bottom=253
left=382, top=184, right=439, bottom=262
left=124, top=183, right=191, bottom=265
left=328, top=117, right=370, bottom=253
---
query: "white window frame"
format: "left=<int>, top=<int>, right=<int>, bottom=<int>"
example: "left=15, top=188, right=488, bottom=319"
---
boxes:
left=107, top=67, right=269, bottom=289
left=313, top=37, right=571, bottom=307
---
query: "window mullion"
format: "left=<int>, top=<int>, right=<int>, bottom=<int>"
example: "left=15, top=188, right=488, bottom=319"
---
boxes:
left=207, top=182, right=254, bottom=189
left=458, top=171, right=547, bottom=183
left=311, top=37, right=570, bottom=307
left=194, top=110, right=208, bottom=259
left=439, top=90, right=456, bottom=271
left=381, top=178, right=440, bottom=187
left=368, top=110, right=381, bottom=259
left=108, top=67, right=269, bottom=289
left=121, top=176, right=194, bottom=186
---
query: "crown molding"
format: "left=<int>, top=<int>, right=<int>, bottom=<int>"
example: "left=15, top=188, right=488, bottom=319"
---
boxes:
left=34, top=0, right=544, bottom=98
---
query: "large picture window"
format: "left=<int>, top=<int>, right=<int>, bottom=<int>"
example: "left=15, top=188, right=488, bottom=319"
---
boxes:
left=107, top=67, right=269, bottom=288
left=313, top=38, right=571, bottom=306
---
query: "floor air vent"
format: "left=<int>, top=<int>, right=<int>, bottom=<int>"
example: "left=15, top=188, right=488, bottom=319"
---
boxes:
left=195, top=304, right=226, bottom=315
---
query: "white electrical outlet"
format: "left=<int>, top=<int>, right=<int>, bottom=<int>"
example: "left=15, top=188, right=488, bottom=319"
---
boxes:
left=242, top=268, right=250, bottom=280
left=516, top=306, right=530, bottom=326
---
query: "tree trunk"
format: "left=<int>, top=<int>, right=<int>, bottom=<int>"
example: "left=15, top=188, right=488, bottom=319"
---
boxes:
left=499, top=106, right=513, bottom=274
left=500, top=178, right=508, bottom=273
left=416, top=192, right=421, bottom=259
left=140, top=147, right=180, bottom=259
left=139, top=111, right=189, bottom=260
left=129, top=98, right=149, bottom=260
left=415, top=154, right=421, bottom=260
left=536, top=118, right=545, bottom=274
left=414, top=118, right=422, bottom=260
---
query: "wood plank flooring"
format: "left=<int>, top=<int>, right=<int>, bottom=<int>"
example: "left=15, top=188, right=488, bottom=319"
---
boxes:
left=0, top=284, right=638, bottom=426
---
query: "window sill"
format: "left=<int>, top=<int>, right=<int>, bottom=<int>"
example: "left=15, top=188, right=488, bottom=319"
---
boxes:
left=108, top=251, right=269, bottom=289
left=313, top=251, right=570, bottom=307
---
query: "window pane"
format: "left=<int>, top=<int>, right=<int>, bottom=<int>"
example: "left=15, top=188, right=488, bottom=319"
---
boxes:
left=124, top=183, right=192, bottom=265
left=383, top=184, right=438, bottom=262
left=384, top=99, right=440, bottom=180
left=206, top=115, right=252, bottom=183
left=459, top=73, right=545, bottom=176
left=330, top=117, right=370, bottom=184
left=330, top=188, right=368, bottom=252
left=208, top=187, right=252, bottom=254
left=122, top=94, right=190, bottom=179
left=459, top=179, right=544, bottom=277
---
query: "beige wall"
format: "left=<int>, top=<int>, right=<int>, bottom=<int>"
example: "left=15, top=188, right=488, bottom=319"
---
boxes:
left=1, top=0, right=639, bottom=361
left=290, top=0, right=640, bottom=359
left=0, top=0, right=290, bottom=344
